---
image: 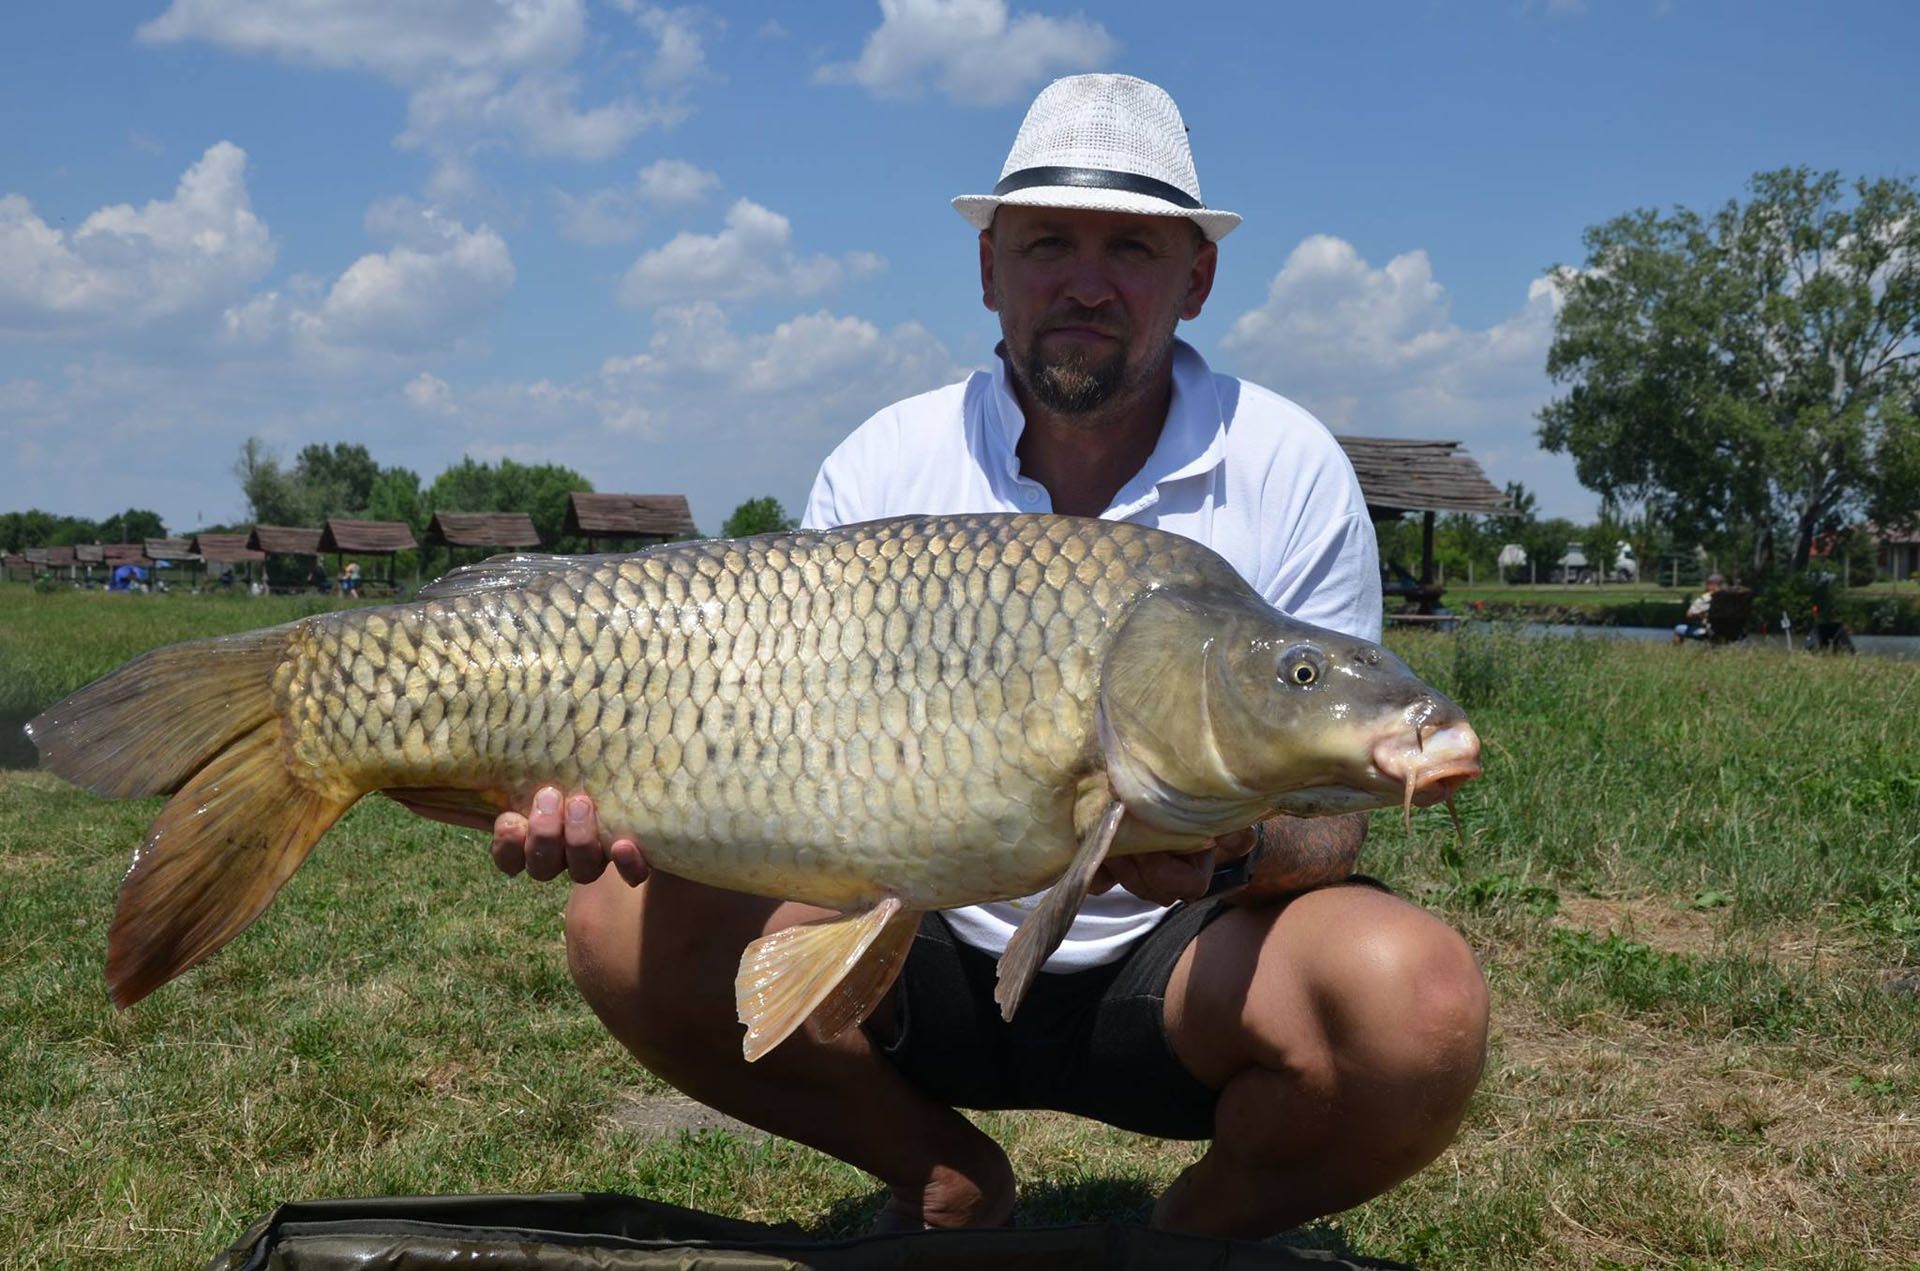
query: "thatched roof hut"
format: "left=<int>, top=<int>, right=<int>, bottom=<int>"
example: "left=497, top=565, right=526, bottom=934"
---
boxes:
left=319, top=519, right=418, bottom=554
left=426, top=511, right=542, bottom=550
left=1333, top=436, right=1512, bottom=611
left=191, top=533, right=267, bottom=564
left=564, top=493, right=697, bottom=543
left=248, top=526, right=324, bottom=556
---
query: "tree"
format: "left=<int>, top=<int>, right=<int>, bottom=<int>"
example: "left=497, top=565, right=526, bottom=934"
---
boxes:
left=423, top=456, right=593, bottom=550
left=293, top=443, right=380, bottom=522
left=1540, top=168, right=1920, bottom=576
left=721, top=497, right=797, bottom=538
left=234, top=438, right=305, bottom=526
left=99, top=509, right=167, bottom=543
left=364, top=467, right=423, bottom=533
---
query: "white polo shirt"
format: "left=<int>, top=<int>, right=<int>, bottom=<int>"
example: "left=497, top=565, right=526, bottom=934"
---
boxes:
left=803, top=339, right=1381, bottom=970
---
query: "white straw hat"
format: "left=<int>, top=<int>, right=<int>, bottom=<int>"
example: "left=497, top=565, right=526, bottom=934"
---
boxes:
left=953, top=74, right=1240, bottom=242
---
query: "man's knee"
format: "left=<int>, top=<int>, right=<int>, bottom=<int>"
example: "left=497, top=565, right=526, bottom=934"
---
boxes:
left=563, top=875, right=711, bottom=1057
left=1327, top=899, right=1489, bottom=1102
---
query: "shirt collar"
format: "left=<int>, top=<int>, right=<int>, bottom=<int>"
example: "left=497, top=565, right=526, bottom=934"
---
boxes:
left=985, top=338, right=1230, bottom=512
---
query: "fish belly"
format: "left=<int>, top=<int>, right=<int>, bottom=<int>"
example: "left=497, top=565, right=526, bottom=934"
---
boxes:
left=280, top=516, right=1187, bottom=911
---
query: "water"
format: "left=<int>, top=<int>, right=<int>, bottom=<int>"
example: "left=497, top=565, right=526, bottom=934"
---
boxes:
left=1479, top=622, right=1920, bottom=661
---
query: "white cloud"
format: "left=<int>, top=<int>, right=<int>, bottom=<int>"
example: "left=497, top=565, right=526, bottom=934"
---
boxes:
left=617, top=198, right=883, bottom=307
left=617, top=4, right=716, bottom=91
left=1, top=297, right=966, bottom=535
left=140, top=0, right=693, bottom=161
left=636, top=158, right=722, bottom=207
left=138, top=0, right=585, bottom=79
left=554, top=158, right=720, bottom=245
left=817, top=0, right=1115, bottom=106
left=1220, top=234, right=1587, bottom=515
left=221, top=200, right=514, bottom=357
left=404, top=371, right=456, bottom=414
left=0, top=142, right=274, bottom=335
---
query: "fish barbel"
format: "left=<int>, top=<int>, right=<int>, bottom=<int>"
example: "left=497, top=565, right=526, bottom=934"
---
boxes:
left=29, top=514, right=1480, bottom=1059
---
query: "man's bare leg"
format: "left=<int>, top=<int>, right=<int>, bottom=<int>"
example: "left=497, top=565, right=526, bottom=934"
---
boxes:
left=564, top=870, right=1014, bottom=1229
left=1155, top=885, right=1489, bottom=1238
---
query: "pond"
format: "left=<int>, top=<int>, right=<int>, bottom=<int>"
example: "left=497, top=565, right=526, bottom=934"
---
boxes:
left=1495, top=622, right=1920, bottom=660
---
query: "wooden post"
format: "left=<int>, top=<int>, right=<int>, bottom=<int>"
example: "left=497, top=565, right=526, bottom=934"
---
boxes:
left=1420, top=511, right=1436, bottom=586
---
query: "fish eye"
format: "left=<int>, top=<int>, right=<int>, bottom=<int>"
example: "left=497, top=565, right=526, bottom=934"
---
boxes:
left=1277, top=644, right=1325, bottom=688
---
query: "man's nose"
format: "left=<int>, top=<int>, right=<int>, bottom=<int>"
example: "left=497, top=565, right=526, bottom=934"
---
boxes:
left=1059, top=254, right=1117, bottom=308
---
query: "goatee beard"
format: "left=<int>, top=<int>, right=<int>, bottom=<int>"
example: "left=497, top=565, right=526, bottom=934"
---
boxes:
left=1027, top=344, right=1126, bottom=414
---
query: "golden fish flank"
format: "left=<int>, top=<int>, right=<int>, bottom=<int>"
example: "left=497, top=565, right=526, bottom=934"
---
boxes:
left=28, top=513, right=1481, bottom=1062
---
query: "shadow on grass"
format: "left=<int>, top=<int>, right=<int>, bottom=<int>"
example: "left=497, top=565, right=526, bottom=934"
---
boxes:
left=816, top=1181, right=1415, bottom=1268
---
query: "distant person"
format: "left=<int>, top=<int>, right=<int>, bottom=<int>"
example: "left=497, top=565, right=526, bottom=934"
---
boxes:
left=219, top=565, right=236, bottom=590
left=1674, top=572, right=1724, bottom=642
left=307, top=561, right=329, bottom=593
left=340, top=560, right=362, bottom=595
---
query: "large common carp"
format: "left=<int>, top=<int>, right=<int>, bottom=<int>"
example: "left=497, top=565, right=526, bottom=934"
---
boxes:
left=29, top=514, right=1480, bottom=1060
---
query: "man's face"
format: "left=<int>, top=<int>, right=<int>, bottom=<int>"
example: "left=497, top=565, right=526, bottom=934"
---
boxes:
left=981, top=205, right=1216, bottom=417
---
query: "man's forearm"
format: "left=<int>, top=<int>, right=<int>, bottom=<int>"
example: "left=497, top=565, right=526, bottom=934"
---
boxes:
left=1239, top=811, right=1367, bottom=899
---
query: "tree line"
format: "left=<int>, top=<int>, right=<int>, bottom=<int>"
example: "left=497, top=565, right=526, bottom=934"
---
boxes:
left=1539, top=166, right=1920, bottom=581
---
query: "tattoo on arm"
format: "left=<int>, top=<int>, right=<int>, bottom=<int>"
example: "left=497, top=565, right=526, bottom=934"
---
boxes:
left=1249, top=811, right=1366, bottom=893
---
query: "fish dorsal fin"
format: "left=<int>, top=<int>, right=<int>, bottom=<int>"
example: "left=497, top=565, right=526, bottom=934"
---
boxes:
left=735, top=898, right=907, bottom=1062
left=414, top=553, right=590, bottom=601
left=993, top=800, right=1125, bottom=1021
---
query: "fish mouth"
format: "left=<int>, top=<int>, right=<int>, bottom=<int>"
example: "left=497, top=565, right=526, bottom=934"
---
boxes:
left=1370, top=718, right=1483, bottom=822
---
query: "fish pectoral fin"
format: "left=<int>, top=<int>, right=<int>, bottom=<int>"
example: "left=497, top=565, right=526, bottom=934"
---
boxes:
left=803, top=906, right=919, bottom=1046
left=735, top=897, right=906, bottom=1063
left=383, top=786, right=514, bottom=829
left=993, top=800, right=1125, bottom=1022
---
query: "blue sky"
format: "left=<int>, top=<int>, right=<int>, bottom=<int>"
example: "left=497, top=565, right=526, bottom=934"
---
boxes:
left=3, top=0, right=1916, bottom=533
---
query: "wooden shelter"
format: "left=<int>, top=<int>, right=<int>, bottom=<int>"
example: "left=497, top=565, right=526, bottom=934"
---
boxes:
left=565, top=493, right=697, bottom=546
left=1334, top=436, right=1512, bottom=615
left=426, top=511, right=542, bottom=551
left=143, top=536, right=201, bottom=589
left=193, top=532, right=268, bottom=589
left=248, top=526, right=324, bottom=556
left=319, top=518, right=419, bottom=594
left=1, top=553, right=28, bottom=582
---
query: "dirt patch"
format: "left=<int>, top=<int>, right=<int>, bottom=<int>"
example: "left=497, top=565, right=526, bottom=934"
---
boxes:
left=607, top=1089, right=769, bottom=1141
left=1483, top=1001, right=1920, bottom=1264
left=1552, top=895, right=1719, bottom=956
left=1550, top=895, right=1867, bottom=976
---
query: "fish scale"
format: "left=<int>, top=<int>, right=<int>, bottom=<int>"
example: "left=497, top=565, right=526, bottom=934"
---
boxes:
left=276, top=516, right=1180, bottom=911
left=29, top=512, right=1482, bottom=1059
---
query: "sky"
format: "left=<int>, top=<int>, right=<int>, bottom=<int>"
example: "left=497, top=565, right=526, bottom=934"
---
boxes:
left=3, top=0, right=1917, bottom=535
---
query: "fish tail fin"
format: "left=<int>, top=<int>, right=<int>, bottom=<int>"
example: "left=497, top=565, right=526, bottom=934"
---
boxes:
left=27, top=626, right=291, bottom=798
left=106, top=719, right=355, bottom=1007
left=734, top=898, right=912, bottom=1062
left=26, top=627, right=356, bottom=1007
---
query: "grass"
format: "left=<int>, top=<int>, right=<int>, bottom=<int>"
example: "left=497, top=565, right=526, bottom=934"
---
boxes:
left=1, top=595, right=1917, bottom=1266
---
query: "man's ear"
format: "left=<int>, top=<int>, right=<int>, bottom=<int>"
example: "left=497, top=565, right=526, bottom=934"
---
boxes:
left=1182, top=237, right=1218, bottom=321
left=979, top=230, right=998, bottom=312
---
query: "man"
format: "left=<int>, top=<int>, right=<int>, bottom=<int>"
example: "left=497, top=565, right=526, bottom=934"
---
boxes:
left=1674, top=571, right=1724, bottom=642
left=485, top=75, right=1488, bottom=1238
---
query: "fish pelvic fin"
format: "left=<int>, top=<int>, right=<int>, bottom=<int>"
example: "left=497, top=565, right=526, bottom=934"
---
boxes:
left=27, top=626, right=292, bottom=798
left=803, top=906, right=919, bottom=1047
left=106, top=717, right=354, bottom=1008
left=993, top=800, right=1125, bottom=1022
left=735, top=898, right=909, bottom=1062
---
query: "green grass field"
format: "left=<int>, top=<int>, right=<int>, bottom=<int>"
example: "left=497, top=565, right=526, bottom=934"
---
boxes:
left=1, top=591, right=1916, bottom=1267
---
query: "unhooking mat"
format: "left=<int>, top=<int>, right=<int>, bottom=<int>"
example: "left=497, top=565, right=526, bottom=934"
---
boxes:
left=208, top=1192, right=1416, bottom=1270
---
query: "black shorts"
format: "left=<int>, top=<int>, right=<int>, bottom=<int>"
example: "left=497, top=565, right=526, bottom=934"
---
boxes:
left=873, top=898, right=1230, bottom=1141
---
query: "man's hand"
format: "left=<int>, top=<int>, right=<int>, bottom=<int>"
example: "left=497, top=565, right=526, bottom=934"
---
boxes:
left=1087, top=813, right=1368, bottom=907
left=1088, top=828, right=1256, bottom=906
left=490, top=787, right=650, bottom=887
